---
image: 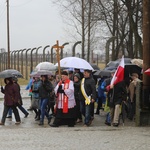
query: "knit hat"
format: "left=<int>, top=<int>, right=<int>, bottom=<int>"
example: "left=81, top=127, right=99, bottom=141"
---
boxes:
left=41, top=75, right=48, bottom=79
left=84, top=69, right=92, bottom=74
left=74, top=73, right=80, bottom=80
left=61, top=71, right=68, bottom=76
left=69, top=71, right=73, bottom=74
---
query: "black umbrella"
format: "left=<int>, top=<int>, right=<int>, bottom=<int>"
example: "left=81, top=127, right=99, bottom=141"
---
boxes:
left=90, top=63, right=100, bottom=71
left=124, top=64, right=142, bottom=78
left=0, top=69, right=23, bottom=78
left=104, top=66, right=117, bottom=71
left=93, top=70, right=111, bottom=77
left=106, top=58, right=132, bottom=68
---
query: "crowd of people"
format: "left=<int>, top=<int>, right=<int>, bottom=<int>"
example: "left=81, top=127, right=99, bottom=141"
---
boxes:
left=0, top=68, right=141, bottom=127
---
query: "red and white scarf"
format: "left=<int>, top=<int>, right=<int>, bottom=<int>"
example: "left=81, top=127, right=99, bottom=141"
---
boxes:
left=57, top=79, right=70, bottom=113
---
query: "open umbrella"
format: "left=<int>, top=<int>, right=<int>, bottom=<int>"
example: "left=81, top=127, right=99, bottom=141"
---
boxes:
left=93, top=70, right=111, bottom=77
left=34, top=62, right=57, bottom=72
left=131, top=58, right=143, bottom=68
left=144, top=68, right=150, bottom=76
left=124, top=64, right=142, bottom=78
left=90, top=63, right=100, bottom=71
left=104, top=66, right=117, bottom=71
left=30, top=70, right=53, bottom=77
left=0, top=69, right=23, bottom=78
left=55, top=57, right=94, bottom=70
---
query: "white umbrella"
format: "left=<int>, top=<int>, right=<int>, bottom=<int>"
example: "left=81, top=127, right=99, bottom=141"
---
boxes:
left=34, top=62, right=57, bottom=72
left=55, top=57, right=94, bottom=70
left=30, top=70, right=53, bottom=77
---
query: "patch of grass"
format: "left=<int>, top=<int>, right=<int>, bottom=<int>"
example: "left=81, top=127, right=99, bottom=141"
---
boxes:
left=0, top=78, right=29, bottom=86
left=98, top=62, right=106, bottom=69
left=18, top=78, right=29, bottom=85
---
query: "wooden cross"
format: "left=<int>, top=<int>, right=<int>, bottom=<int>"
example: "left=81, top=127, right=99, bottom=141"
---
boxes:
left=53, top=40, right=64, bottom=78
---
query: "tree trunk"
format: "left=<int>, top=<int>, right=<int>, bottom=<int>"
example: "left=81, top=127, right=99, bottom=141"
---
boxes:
left=142, top=0, right=150, bottom=108
left=82, top=0, right=85, bottom=59
left=87, top=0, right=92, bottom=62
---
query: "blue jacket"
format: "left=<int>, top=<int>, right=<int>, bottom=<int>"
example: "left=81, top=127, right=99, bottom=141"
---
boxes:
left=32, top=79, right=42, bottom=99
left=97, top=78, right=106, bottom=98
left=25, top=79, right=33, bottom=90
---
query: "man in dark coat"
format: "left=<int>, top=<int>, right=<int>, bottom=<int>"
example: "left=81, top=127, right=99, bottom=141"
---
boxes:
left=108, top=79, right=128, bottom=127
left=38, top=75, right=53, bottom=125
left=80, top=69, right=97, bottom=127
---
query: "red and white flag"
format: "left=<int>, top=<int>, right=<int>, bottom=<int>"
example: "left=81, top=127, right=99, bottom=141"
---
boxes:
left=110, top=56, right=125, bottom=85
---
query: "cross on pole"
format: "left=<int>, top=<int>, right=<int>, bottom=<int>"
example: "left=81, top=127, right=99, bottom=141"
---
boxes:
left=52, top=40, right=64, bottom=78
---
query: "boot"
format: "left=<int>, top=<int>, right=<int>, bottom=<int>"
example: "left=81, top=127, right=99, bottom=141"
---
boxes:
left=38, top=121, right=44, bottom=125
left=48, top=116, right=52, bottom=124
left=35, top=110, right=41, bottom=121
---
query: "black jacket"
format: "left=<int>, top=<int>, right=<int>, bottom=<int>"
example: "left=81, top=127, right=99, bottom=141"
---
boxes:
left=108, top=80, right=127, bottom=107
left=80, top=76, right=97, bottom=101
left=74, top=80, right=81, bottom=101
left=39, top=80, right=53, bottom=99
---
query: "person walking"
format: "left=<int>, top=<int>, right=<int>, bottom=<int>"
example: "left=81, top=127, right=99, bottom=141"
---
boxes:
left=0, top=77, right=21, bottom=125
left=74, top=73, right=82, bottom=123
left=128, top=73, right=141, bottom=120
left=50, top=71, right=76, bottom=127
left=108, top=78, right=129, bottom=127
left=31, top=77, right=42, bottom=120
left=80, top=69, right=97, bottom=127
left=38, top=75, right=53, bottom=125
left=6, top=77, right=29, bottom=118
left=95, top=77, right=106, bottom=115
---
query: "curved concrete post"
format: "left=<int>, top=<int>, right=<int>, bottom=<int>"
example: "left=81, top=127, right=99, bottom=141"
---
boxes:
left=51, top=45, right=56, bottom=63
left=30, top=47, right=37, bottom=73
left=72, top=41, right=81, bottom=56
left=3, top=52, right=8, bottom=69
left=61, top=42, right=69, bottom=59
left=14, top=51, right=18, bottom=70
left=11, top=51, right=15, bottom=68
left=25, top=48, right=31, bottom=80
left=0, top=52, right=5, bottom=71
left=21, top=49, right=26, bottom=75
left=35, top=46, right=42, bottom=65
left=17, top=49, right=22, bottom=71
left=43, top=45, right=50, bottom=62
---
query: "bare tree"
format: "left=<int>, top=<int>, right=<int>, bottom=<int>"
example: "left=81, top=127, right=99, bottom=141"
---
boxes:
left=95, top=0, right=143, bottom=59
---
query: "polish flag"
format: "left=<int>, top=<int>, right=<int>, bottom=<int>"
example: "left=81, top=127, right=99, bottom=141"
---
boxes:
left=110, top=56, right=125, bottom=85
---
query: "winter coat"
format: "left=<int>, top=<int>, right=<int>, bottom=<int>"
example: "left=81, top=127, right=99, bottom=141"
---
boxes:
left=38, top=80, right=53, bottom=99
left=32, top=79, right=42, bottom=99
left=14, top=82, right=23, bottom=105
left=74, top=80, right=81, bottom=101
left=80, top=76, right=97, bottom=101
left=108, top=80, right=127, bottom=107
left=1, top=83, right=20, bottom=106
left=97, top=78, right=106, bottom=99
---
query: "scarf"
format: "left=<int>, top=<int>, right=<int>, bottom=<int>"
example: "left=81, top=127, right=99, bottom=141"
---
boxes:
left=81, top=78, right=91, bottom=105
left=58, top=79, right=70, bottom=113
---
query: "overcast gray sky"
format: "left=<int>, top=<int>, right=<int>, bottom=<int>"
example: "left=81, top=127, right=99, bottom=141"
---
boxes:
left=0, top=0, right=69, bottom=53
